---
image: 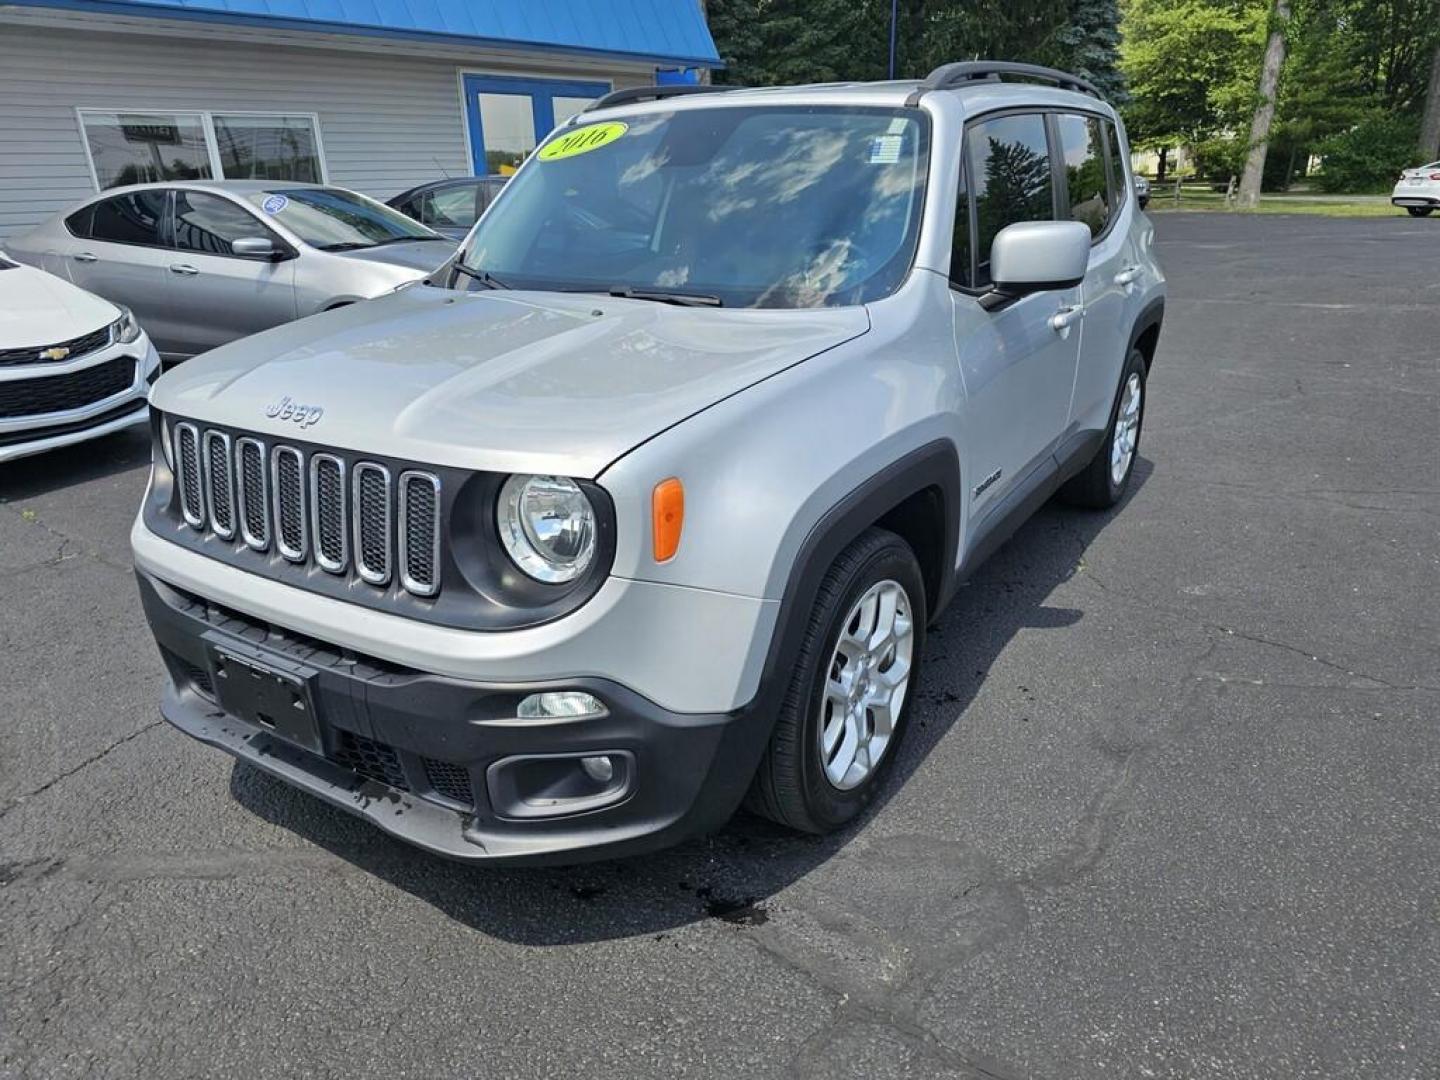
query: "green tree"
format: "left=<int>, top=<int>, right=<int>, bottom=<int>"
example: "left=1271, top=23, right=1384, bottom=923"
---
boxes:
left=1119, top=0, right=1268, bottom=180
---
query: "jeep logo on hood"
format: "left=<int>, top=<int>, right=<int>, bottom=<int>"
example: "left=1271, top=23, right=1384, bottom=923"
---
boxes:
left=264, top=395, right=324, bottom=429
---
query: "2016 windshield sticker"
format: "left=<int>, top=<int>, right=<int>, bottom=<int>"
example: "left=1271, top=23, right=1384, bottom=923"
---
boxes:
left=261, top=194, right=289, bottom=214
left=538, top=122, right=628, bottom=162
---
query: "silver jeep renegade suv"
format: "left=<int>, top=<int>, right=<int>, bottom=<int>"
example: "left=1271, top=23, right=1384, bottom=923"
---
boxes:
left=134, top=62, right=1165, bottom=865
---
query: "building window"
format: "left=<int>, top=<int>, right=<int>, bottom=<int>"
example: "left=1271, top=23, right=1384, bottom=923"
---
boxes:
left=213, top=114, right=322, bottom=182
left=78, top=110, right=326, bottom=191
left=79, top=112, right=213, bottom=190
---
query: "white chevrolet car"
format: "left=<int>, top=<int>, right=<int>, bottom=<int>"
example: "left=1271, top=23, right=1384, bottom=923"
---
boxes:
left=1392, top=163, right=1440, bottom=216
left=0, top=252, right=160, bottom=463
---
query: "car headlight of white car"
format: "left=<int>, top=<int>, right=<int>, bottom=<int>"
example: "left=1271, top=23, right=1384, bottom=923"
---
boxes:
left=498, top=474, right=597, bottom=583
left=110, top=306, right=143, bottom=345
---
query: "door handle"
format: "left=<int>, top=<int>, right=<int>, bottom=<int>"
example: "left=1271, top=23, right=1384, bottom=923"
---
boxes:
left=1050, top=304, right=1084, bottom=335
left=1113, top=266, right=1141, bottom=288
left=72, top=252, right=98, bottom=263
left=169, top=263, right=199, bottom=276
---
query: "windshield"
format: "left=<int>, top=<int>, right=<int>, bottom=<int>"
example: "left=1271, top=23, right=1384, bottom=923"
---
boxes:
left=459, top=105, right=929, bottom=308
left=247, top=188, right=441, bottom=250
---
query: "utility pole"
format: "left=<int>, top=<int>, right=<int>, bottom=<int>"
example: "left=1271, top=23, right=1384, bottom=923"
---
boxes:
left=889, top=0, right=899, bottom=80
left=1236, top=0, right=1291, bottom=210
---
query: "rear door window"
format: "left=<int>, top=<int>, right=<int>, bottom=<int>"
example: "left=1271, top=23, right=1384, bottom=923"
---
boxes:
left=89, top=190, right=167, bottom=246
left=967, top=113, right=1055, bottom=286
left=1057, top=113, right=1113, bottom=238
left=173, top=190, right=271, bottom=256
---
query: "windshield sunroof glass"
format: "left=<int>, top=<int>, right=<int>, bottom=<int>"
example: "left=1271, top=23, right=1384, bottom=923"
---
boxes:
left=462, top=106, right=930, bottom=309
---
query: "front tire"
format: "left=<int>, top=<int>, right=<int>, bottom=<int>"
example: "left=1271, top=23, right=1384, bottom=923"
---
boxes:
left=1406, top=206, right=1434, bottom=218
left=746, top=528, right=926, bottom=834
left=1059, top=346, right=1147, bottom=509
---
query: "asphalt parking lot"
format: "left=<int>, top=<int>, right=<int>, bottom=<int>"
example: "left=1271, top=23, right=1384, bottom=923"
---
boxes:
left=2, top=212, right=1437, bottom=1080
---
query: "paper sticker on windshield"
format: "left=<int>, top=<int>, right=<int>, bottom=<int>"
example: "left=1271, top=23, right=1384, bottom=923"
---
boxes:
left=538, top=122, right=628, bottom=162
left=261, top=194, right=288, bottom=214
left=867, top=135, right=903, bottom=165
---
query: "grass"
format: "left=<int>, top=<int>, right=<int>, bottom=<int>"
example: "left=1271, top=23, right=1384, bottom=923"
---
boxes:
left=1145, top=184, right=1409, bottom=218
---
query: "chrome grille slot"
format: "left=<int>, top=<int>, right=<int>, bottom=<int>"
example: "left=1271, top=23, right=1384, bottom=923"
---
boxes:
left=174, top=422, right=204, bottom=528
left=202, top=430, right=235, bottom=540
left=271, top=446, right=307, bottom=561
left=399, top=470, right=441, bottom=597
left=235, top=437, right=269, bottom=551
left=352, top=463, right=392, bottom=586
left=309, top=453, right=348, bottom=573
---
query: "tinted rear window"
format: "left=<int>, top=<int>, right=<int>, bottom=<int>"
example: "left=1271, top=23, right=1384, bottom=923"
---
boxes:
left=65, top=204, right=95, bottom=239
left=91, top=191, right=167, bottom=246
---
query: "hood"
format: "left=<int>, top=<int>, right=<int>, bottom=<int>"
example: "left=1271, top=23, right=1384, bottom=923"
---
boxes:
left=0, top=263, right=118, bottom=347
left=151, top=286, right=869, bottom=477
left=336, top=239, right=459, bottom=274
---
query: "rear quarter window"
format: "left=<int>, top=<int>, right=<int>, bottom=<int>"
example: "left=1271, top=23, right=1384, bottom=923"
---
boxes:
left=65, top=204, right=95, bottom=239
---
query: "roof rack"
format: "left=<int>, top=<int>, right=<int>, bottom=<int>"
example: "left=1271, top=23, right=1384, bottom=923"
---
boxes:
left=905, top=61, right=1104, bottom=106
left=582, top=84, right=731, bottom=114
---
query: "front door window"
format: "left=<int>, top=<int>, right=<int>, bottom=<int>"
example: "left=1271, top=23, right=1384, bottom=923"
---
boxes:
left=462, top=75, right=610, bottom=177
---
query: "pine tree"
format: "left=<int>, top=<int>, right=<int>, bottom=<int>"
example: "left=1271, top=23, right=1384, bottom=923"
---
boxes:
left=1055, top=0, right=1127, bottom=100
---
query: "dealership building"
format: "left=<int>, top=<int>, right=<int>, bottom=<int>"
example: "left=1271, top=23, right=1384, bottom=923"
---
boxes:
left=0, top=0, right=720, bottom=238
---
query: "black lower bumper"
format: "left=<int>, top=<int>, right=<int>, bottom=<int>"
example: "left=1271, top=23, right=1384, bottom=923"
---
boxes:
left=138, top=570, right=774, bottom=865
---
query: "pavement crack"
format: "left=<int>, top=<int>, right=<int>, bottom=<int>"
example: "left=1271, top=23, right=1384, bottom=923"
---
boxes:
left=0, top=720, right=164, bottom=820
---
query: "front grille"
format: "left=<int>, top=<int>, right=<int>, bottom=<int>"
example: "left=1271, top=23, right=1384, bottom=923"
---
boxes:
left=236, top=438, right=268, bottom=550
left=272, top=446, right=306, bottom=561
left=0, top=324, right=112, bottom=367
left=332, top=730, right=409, bottom=791
left=423, top=758, right=475, bottom=807
left=166, top=421, right=440, bottom=599
left=0, top=356, right=135, bottom=417
left=310, top=454, right=347, bottom=573
left=203, top=430, right=235, bottom=539
left=400, top=471, right=440, bottom=597
left=353, top=463, right=392, bottom=585
left=174, top=423, right=204, bottom=527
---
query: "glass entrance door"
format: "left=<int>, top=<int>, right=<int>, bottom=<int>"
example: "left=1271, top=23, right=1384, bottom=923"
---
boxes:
left=462, top=75, right=611, bottom=177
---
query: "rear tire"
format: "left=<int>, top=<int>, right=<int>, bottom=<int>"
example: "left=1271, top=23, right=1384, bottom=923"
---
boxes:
left=1059, top=346, right=1148, bottom=510
left=745, top=528, right=926, bottom=834
left=1406, top=206, right=1434, bottom=217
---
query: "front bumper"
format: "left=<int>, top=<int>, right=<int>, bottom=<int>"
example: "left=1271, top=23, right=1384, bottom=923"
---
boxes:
left=138, top=570, right=776, bottom=865
left=0, top=339, right=159, bottom=463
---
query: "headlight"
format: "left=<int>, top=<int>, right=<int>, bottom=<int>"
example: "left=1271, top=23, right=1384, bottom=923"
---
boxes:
left=110, top=306, right=142, bottom=345
left=498, top=474, right=596, bottom=583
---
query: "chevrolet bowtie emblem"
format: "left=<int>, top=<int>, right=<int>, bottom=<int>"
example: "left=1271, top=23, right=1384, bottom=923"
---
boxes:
left=39, top=346, right=70, bottom=361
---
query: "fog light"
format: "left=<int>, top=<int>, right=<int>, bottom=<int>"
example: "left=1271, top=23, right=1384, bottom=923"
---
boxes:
left=580, top=755, right=614, bottom=783
left=517, top=691, right=606, bottom=719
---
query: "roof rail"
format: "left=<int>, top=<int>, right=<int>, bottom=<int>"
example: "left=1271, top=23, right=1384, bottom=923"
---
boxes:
left=905, top=61, right=1104, bottom=106
left=582, top=84, right=731, bottom=114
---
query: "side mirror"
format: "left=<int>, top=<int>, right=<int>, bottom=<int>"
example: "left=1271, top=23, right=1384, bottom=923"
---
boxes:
left=232, top=236, right=281, bottom=260
left=983, top=220, right=1092, bottom=308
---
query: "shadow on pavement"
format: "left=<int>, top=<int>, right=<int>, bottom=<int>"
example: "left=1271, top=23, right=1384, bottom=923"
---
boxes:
left=0, top=426, right=150, bottom=502
left=230, top=459, right=1151, bottom=944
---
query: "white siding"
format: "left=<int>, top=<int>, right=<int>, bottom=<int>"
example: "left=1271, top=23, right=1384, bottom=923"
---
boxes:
left=0, top=19, right=647, bottom=238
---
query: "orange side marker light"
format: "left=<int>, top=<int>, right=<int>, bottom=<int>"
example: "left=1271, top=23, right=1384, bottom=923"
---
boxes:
left=652, top=478, right=684, bottom=563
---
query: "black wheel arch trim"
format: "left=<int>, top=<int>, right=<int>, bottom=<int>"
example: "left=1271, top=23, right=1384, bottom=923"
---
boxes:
left=753, top=440, right=961, bottom=711
left=1129, top=296, right=1165, bottom=364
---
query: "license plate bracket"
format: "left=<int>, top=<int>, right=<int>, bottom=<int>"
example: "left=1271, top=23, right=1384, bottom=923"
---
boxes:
left=211, top=647, right=323, bottom=755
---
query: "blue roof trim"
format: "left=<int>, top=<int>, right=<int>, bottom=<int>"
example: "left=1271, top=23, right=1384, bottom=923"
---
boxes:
left=9, top=0, right=723, bottom=66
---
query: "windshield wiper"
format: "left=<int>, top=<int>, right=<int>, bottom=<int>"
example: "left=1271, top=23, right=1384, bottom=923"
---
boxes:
left=603, top=286, right=723, bottom=307
left=372, top=235, right=448, bottom=245
left=317, top=241, right=372, bottom=252
left=451, top=262, right=511, bottom=290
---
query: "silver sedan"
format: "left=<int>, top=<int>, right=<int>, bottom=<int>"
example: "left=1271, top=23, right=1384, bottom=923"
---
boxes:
left=3, top=181, right=457, bottom=362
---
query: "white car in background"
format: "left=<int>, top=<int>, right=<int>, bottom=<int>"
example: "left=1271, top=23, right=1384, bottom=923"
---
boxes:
left=0, top=252, right=159, bottom=463
left=1392, top=163, right=1440, bottom=216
